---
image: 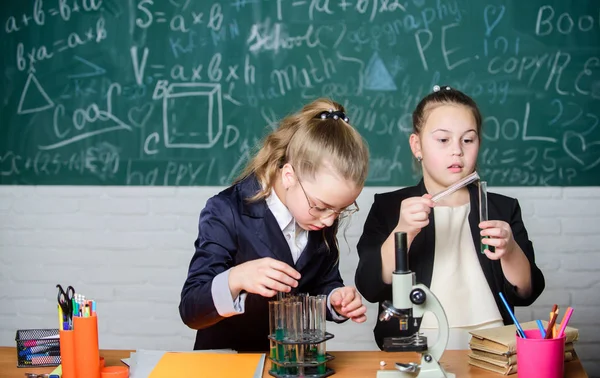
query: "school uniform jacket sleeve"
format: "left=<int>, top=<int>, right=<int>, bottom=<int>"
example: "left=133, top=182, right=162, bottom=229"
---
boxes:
left=179, top=194, right=238, bottom=330
left=355, top=192, right=398, bottom=304
left=500, top=198, right=544, bottom=306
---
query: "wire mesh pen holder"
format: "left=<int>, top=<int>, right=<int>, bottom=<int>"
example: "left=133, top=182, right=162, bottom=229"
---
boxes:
left=268, top=294, right=336, bottom=378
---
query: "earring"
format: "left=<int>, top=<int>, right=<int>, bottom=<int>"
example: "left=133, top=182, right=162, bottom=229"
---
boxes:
left=416, top=156, right=422, bottom=162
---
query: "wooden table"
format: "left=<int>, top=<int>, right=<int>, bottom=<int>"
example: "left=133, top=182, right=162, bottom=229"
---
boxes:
left=0, top=347, right=588, bottom=377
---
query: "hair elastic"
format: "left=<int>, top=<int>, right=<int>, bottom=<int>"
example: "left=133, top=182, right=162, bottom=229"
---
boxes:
left=316, top=109, right=349, bottom=123
left=433, top=85, right=452, bottom=92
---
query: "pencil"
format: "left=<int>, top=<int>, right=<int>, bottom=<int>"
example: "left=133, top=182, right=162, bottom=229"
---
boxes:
left=545, top=311, right=559, bottom=339
left=550, top=305, right=559, bottom=338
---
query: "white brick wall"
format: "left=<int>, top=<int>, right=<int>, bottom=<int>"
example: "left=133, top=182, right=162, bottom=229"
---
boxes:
left=1, top=186, right=599, bottom=376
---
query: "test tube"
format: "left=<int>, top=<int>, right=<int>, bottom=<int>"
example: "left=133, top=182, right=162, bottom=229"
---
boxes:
left=268, top=301, right=284, bottom=373
left=431, top=171, right=480, bottom=202
left=285, top=301, right=302, bottom=375
left=306, top=296, right=317, bottom=362
left=479, top=181, right=495, bottom=254
left=297, top=293, right=309, bottom=338
left=315, top=295, right=327, bottom=374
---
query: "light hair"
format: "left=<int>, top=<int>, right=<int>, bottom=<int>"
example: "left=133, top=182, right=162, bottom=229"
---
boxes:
left=236, top=98, right=369, bottom=202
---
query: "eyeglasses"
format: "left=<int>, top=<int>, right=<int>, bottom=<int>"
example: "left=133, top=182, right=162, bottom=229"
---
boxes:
left=296, top=177, right=359, bottom=220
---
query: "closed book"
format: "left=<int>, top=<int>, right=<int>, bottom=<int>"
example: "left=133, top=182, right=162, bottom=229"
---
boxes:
left=469, top=320, right=579, bottom=356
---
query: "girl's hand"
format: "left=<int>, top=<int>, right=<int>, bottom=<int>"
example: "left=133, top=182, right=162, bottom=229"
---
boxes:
left=229, top=257, right=301, bottom=298
left=330, top=286, right=367, bottom=323
left=479, top=220, right=518, bottom=260
left=397, top=194, right=435, bottom=247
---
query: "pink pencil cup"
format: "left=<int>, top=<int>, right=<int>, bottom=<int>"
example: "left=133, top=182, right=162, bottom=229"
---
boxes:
left=516, top=329, right=565, bottom=378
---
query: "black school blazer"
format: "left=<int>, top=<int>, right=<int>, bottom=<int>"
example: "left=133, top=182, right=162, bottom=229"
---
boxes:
left=355, top=179, right=545, bottom=349
left=179, top=175, right=345, bottom=352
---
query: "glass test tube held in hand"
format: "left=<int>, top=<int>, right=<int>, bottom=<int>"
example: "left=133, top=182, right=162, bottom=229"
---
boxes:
left=431, top=171, right=480, bottom=202
left=479, top=181, right=495, bottom=254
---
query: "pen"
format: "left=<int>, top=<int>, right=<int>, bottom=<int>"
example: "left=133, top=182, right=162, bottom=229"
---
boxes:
left=498, top=292, right=526, bottom=338
left=19, top=344, right=60, bottom=356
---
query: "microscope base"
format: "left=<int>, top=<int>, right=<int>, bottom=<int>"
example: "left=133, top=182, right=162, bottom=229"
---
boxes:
left=376, top=353, right=455, bottom=378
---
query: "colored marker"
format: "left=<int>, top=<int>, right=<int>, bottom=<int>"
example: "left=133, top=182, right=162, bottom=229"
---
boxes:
left=498, top=292, right=526, bottom=338
left=536, top=319, right=546, bottom=338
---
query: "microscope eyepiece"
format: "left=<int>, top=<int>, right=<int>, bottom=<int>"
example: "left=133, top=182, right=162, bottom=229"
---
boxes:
left=394, top=232, right=409, bottom=273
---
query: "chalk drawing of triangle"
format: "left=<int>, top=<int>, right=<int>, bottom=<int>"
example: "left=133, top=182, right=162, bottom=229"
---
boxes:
left=17, top=73, right=55, bottom=115
left=364, top=53, right=397, bottom=91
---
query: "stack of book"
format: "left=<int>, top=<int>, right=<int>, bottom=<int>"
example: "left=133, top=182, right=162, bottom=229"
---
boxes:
left=468, top=320, right=579, bottom=375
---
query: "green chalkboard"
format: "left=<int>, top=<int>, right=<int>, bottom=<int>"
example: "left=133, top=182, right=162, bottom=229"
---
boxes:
left=1, top=0, right=599, bottom=186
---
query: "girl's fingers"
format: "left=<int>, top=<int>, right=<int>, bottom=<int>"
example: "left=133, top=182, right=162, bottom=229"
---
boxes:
left=269, top=260, right=301, bottom=280
left=480, top=227, right=506, bottom=238
left=262, top=277, right=292, bottom=294
left=346, top=305, right=368, bottom=319
left=267, top=269, right=298, bottom=288
left=483, top=248, right=501, bottom=260
left=351, top=314, right=368, bottom=323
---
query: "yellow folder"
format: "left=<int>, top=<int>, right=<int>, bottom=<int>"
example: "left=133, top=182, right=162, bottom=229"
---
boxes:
left=149, top=352, right=263, bottom=378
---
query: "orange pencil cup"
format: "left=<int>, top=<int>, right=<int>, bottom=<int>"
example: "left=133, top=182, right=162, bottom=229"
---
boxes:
left=73, top=315, right=100, bottom=378
left=517, top=329, right=565, bottom=378
left=59, top=329, right=76, bottom=378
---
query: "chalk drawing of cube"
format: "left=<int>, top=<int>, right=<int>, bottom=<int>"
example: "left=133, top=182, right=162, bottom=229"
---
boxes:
left=163, top=83, right=223, bottom=149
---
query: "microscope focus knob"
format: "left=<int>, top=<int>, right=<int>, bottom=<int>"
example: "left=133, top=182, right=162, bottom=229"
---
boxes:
left=410, top=288, right=426, bottom=305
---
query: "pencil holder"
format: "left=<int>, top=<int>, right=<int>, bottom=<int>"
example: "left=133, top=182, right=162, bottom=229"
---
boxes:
left=14, top=328, right=61, bottom=368
left=73, top=315, right=100, bottom=378
left=268, top=295, right=335, bottom=378
left=59, top=329, right=76, bottom=378
left=516, top=329, right=565, bottom=378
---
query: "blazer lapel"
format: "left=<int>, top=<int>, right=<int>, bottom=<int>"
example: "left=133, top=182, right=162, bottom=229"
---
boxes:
left=256, top=211, right=295, bottom=266
left=294, top=230, right=325, bottom=271
left=409, top=179, right=436, bottom=288
left=238, top=176, right=295, bottom=267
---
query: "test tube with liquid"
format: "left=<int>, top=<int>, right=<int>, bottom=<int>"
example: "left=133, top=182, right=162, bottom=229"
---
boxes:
left=315, top=295, right=327, bottom=374
left=285, top=301, right=302, bottom=375
left=479, top=181, right=495, bottom=254
left=306, top=296, right=316, bottom=363
left=268, top=301, right=284, bottom=373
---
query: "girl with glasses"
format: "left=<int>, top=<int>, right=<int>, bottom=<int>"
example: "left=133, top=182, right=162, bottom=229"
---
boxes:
left=179, top=98, right=370, bottom=352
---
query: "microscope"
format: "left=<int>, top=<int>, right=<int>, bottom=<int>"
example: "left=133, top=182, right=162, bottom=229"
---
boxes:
left=376, top=232, right=455, bottom=378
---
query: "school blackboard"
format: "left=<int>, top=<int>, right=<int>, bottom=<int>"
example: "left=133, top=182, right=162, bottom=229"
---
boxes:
left=1, top=0, right=599, bottom=186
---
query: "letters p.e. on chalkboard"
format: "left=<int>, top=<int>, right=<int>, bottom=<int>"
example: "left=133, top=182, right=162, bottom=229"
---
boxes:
left=1, top=0, right=599, bottom=186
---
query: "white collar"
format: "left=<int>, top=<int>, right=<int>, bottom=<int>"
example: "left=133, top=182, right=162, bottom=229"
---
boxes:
left=265, top=189, right=294, bottom=232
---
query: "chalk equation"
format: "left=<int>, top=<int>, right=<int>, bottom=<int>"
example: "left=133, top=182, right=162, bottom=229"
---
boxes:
left=1, top=0, right=599, bottom=186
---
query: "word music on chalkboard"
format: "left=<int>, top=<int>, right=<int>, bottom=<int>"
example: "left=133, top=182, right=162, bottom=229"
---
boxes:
left=1, top=1, right=598, bottom=186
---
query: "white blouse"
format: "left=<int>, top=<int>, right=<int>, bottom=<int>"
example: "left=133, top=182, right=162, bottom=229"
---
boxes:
left=419, top=203, right=504, bottom=350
